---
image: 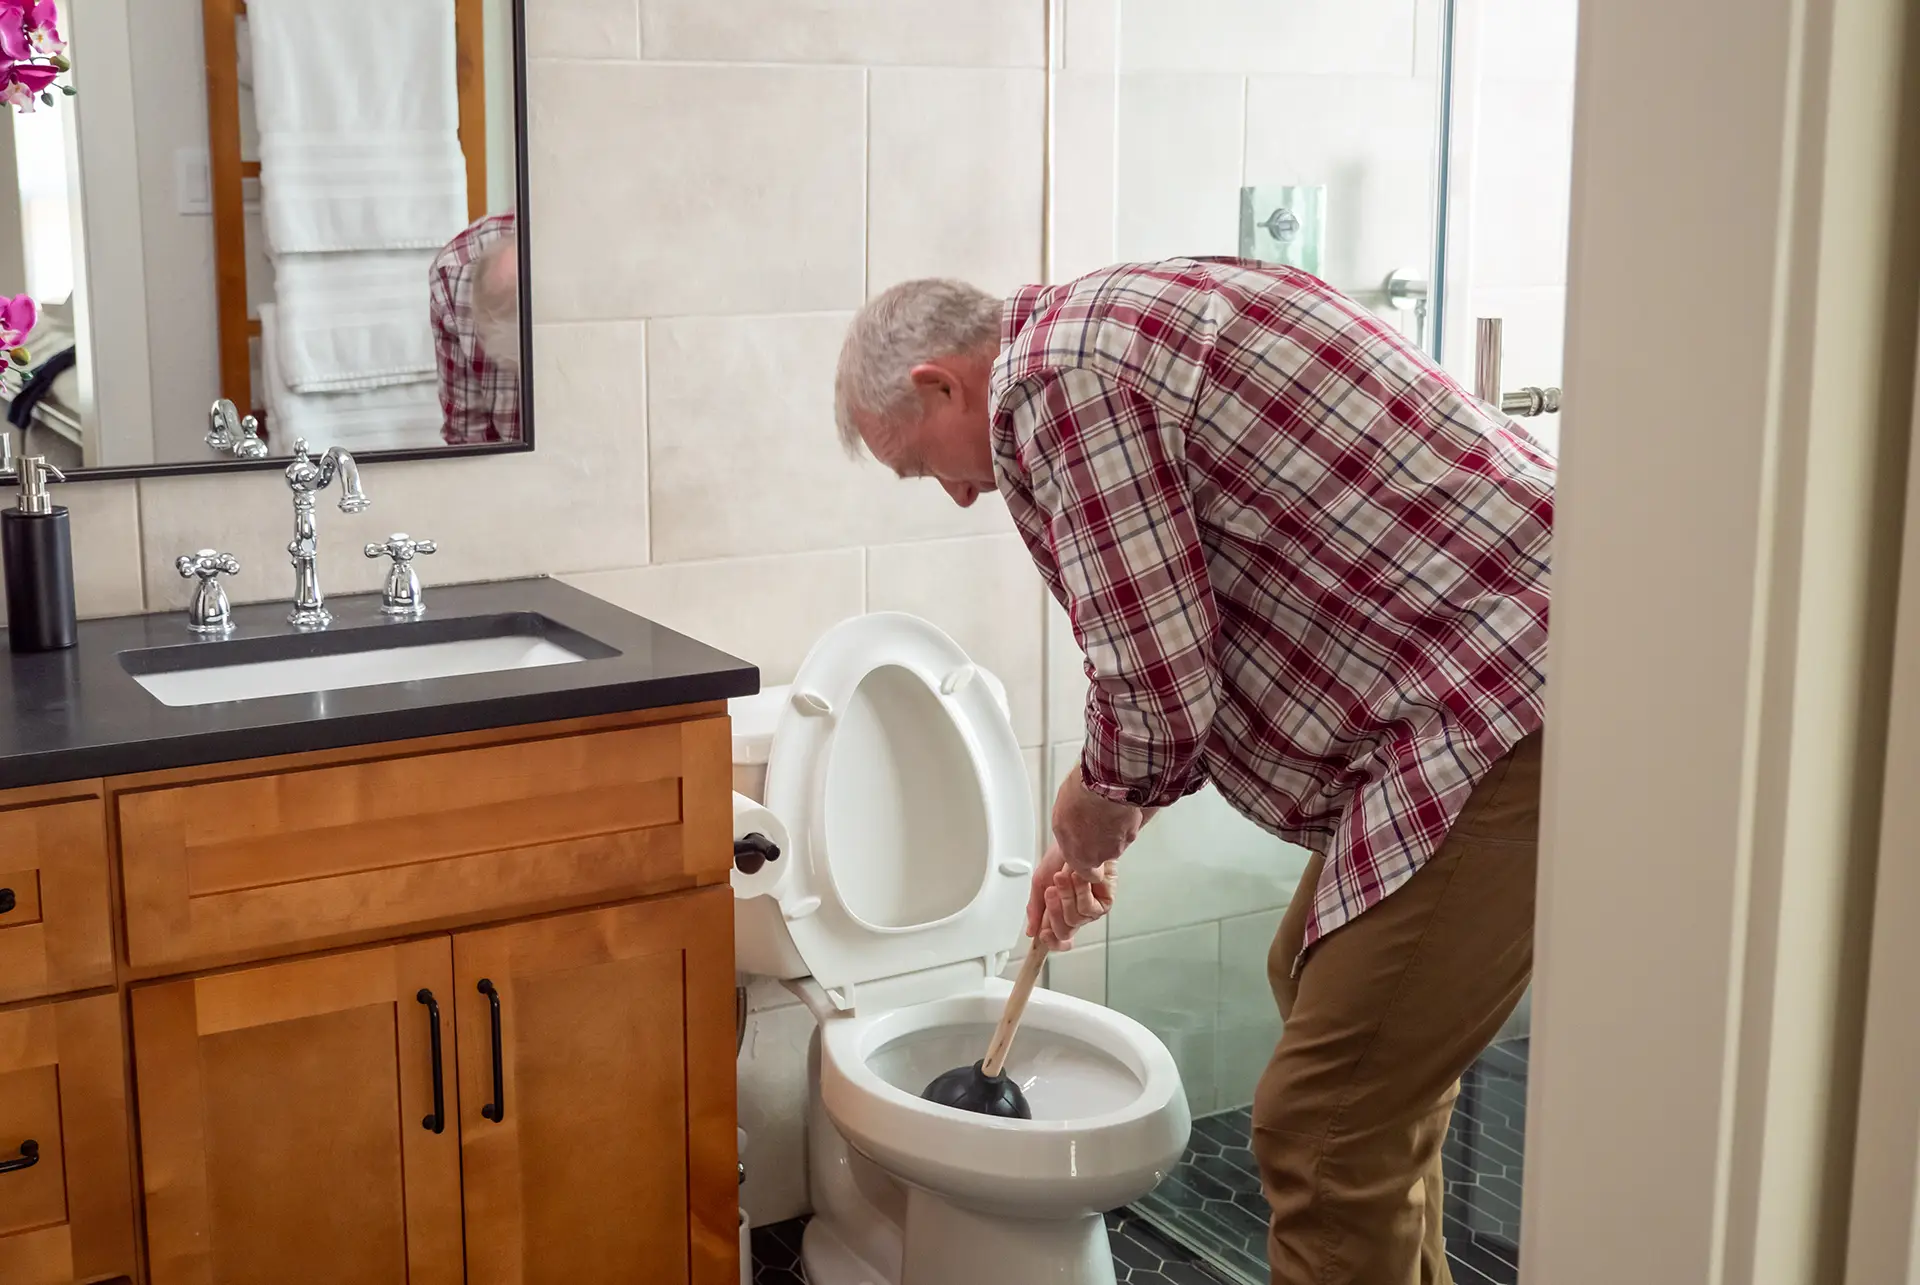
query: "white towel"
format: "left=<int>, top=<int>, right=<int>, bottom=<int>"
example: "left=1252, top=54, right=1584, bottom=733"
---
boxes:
left=272, top=250, right=437, bottom=393
left=248, top=0, right=469, bottom=253
left=260, top=304, right=443, bottom=453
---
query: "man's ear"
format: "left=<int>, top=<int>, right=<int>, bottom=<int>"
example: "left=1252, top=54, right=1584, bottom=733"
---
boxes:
left=908, top=362, right=957, bottom=401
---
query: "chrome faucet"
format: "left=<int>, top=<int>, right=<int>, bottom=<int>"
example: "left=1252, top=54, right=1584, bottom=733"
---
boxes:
left=284, top=438, right=369, bottom=627
left=207, top=399, right=269, bottom=459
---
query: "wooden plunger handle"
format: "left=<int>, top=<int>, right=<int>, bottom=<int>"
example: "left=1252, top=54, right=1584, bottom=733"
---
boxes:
left=981, top=943, right=1049, bottom=1078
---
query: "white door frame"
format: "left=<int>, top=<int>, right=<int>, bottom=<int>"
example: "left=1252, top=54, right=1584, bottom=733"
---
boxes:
left=1525, top=0, right=1918, bottom=1280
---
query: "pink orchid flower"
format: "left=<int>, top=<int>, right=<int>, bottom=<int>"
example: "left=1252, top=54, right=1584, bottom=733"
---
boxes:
left=25, top=1, right=58, bottom=56
left=7, top=58, right=57, bottom=96
left=0, top=2, right=28, bottom=63
left=0, top=294, right=38, bottom=350
left=0, top=77, right=34, bottom=113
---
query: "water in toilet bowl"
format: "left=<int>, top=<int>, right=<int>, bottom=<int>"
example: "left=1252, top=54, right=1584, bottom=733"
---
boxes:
left=867, top=1023, right=1143, bottom=1120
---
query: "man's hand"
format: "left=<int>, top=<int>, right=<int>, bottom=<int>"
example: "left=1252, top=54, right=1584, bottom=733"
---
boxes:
left=1051, top=768, right=1150, bottom=877
left=1026, top=844, right=1116, bottom=950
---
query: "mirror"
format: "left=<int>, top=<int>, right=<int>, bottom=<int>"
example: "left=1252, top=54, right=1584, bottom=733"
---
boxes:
left=0, top=0, right=530, bottom=480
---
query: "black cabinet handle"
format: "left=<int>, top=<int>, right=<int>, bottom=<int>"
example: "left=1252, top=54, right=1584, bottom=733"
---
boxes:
left=478, top=978, right=504, bottom=1123
left=416, top=989, right=445, bottom=1134
left=0, top=1140, right=38, bottom=1174
left=0, top=887, right=15, bottom=915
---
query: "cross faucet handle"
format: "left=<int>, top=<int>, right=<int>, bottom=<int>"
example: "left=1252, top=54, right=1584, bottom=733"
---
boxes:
left=175, top=549, right=240, bottom=633
left=176, top=549, right=241, bottom=581
left=364, top=533, right=436, bottom=564
left=365, top=534, right=436, bottom=615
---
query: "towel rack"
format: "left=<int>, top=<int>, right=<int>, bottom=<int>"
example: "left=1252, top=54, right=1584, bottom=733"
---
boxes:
left=199, top=0, right=489, bottom=417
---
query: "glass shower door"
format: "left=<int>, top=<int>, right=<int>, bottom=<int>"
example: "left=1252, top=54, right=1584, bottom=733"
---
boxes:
left=1039, top=0, right=1574, bottom=1280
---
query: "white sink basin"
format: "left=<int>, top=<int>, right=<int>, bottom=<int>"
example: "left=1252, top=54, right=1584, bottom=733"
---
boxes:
left=129, top=633, right=588, bottom=707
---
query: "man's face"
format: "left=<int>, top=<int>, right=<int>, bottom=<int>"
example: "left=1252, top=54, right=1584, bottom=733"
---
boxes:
left=858, top=353, right=998, bottom=508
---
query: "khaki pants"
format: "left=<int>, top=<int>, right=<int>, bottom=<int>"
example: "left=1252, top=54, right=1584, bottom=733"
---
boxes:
left=1253, top=733, right=1541, bottom=1285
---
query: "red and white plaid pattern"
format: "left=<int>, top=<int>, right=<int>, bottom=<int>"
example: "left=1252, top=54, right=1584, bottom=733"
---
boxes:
left=990, top=259, right=1554, bottom=954
left=429, top=211, right=521, bottom=445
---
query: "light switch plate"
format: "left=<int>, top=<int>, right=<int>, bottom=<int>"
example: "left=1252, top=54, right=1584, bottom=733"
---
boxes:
left=175, top=147, right=211, bottom=216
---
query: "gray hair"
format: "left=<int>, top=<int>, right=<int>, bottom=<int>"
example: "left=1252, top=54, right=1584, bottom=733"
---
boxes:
left=472, top=236, right=520, bottom=373
left=834, top=278, right=1002, bottom=454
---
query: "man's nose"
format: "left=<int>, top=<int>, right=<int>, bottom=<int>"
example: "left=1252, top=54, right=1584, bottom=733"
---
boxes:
left=941, top=481, right=979, bottom=508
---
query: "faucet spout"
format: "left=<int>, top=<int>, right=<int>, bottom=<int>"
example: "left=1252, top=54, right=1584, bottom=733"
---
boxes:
left=284, top=438, right=371, bottom=627
left=324, top=447, right=369, bottom=512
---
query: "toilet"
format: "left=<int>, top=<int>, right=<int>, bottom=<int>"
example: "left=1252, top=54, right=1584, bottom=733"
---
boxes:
left=729, top=612, right=1192, bottom=1285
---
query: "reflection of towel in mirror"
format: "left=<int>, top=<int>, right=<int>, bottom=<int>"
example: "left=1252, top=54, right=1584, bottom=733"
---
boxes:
left=247, top=0, right=468, bottom=253
left=7, top=346, right=76, bottom=429
left=272, top=250, right=437, bottom=393
left=260, top=304, right=441, bottom=453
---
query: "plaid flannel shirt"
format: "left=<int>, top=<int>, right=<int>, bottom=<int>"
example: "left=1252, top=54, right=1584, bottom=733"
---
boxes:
left=430, top=211, right=521, bottom=445
left=990, top=259, right=1554, bottom=954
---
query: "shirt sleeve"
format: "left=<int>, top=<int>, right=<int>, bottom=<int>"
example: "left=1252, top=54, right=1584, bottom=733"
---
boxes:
left=1003, top=368, right=1220, bottom=808
left=428, top=256, right=480, bottom=447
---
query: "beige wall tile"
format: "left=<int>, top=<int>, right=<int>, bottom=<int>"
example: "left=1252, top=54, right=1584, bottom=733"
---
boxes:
left=1119, top=0, right=1417, bottom=76
left=867, top=68, right=1045, bottom=297
left=647, top=313, right=1012, bottom=561
left=1108, top=922, right=1220, bottom=1116
left=139, top=322, right=650, bottom=610
left=1115, top=73, right=1244, bottom=261
left=1243, top=74, right=1441, bottom=297
left=1061, top=0, right=1119, bottom=72
left=527, top=61, right=864, bottom=321
left=524, top=0, right=640, bottom=59
left=1215, top=908, right=1284, bottom=1112
left=562, top=547, right=864, bottom=686
left=1047, top=942, right=1107, bottom=1005
left=1049, top=71, right=1118, bottom=284
left=866, top=534, right=1045, bottom=746
left=638, top=0, right=1043, bottom=68
left=1045, top=594, right=1088, bottom=746
left=0, top=481, right=144, bottom=626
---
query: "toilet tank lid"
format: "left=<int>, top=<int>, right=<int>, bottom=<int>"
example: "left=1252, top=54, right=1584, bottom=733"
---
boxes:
left=729, top=667, right=1012, bottom=766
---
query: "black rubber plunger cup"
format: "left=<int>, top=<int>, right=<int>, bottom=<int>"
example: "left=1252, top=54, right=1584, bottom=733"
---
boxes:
left=920, top=943, right=1050, bottom=1119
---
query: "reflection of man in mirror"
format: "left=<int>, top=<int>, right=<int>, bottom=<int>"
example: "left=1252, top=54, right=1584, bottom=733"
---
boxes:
left=429, top=210, right=521, bottom=446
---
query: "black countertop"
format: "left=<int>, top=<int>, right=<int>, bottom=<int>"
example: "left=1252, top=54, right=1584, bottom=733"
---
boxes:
left=0, top=576, right=759, bottom=789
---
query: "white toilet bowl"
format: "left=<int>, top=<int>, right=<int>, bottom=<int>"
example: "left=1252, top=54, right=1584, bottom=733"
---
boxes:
left=728, top=613, right=1192, bottom=1285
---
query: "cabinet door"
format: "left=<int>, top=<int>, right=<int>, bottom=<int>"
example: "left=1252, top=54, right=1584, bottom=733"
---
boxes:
left=0, top=789, right=114, bottom=1004
left=455, top=888, right=737, bottom=1285
left=0, top=993, right=138, bottom=1284
left=131, top=939, right=464, bottom=1285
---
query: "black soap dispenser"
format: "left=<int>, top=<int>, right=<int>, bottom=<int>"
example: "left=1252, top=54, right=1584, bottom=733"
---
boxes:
left=2, top=435, right=76, bottom=652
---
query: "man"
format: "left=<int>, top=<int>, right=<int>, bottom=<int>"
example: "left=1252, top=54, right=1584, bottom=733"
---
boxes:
left=429, top=210, right=522, bottom=445
left=834, top=259, right=1552, bottom=1285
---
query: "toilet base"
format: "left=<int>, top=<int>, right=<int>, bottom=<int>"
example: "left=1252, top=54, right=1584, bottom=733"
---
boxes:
left=900, top=1188, right=1115, bottom=1285
left=802, top=1217, right=895, bottom=1285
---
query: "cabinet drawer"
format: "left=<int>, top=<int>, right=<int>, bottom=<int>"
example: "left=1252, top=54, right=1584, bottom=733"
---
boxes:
left=116, top=715, right=731, bottom=972
left=0, top=790, right=114, bottom=1004
left=0, top=994, right=140, bottom=1284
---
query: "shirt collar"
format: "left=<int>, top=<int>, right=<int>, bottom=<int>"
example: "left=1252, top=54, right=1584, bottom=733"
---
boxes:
left=1002, top=283, right=1047, bottom=346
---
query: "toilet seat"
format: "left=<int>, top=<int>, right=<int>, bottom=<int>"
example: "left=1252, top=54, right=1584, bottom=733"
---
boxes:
left=751, top=613, right=1033, bottom=1009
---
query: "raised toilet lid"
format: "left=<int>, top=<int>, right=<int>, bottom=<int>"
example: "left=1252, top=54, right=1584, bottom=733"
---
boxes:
left=755, top=613, right=1033, bottom=1006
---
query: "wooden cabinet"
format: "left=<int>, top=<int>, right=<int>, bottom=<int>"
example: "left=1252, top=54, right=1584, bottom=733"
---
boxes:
left=0, top=784, right=114, bottom=1005
left=0, top=994, right=139, bottom=1285
left=94, top=706, right=741, bottom=1285
left=131, top=940, right=465, bottom=1285
left=454, top=888, right=737, bottom=1285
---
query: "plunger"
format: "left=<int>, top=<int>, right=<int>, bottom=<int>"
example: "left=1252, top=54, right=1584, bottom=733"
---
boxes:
left=921, top=942, right=1050, bottom=1119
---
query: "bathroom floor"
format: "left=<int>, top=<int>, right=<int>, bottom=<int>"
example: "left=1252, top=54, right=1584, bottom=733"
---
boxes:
left=1130, top=1037, right=1529, bottom=1285
left=750, top=1209, right=1232, bottom=1284
left=750, top=1038, right=1527, bottom=1285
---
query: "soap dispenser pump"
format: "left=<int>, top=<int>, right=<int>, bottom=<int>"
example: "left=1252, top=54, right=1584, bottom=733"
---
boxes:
left=2, top=435, right=77, bottom=652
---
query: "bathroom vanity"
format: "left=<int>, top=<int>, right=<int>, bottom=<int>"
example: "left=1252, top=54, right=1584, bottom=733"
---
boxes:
left=0, top=577, right=757, bottom=1285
